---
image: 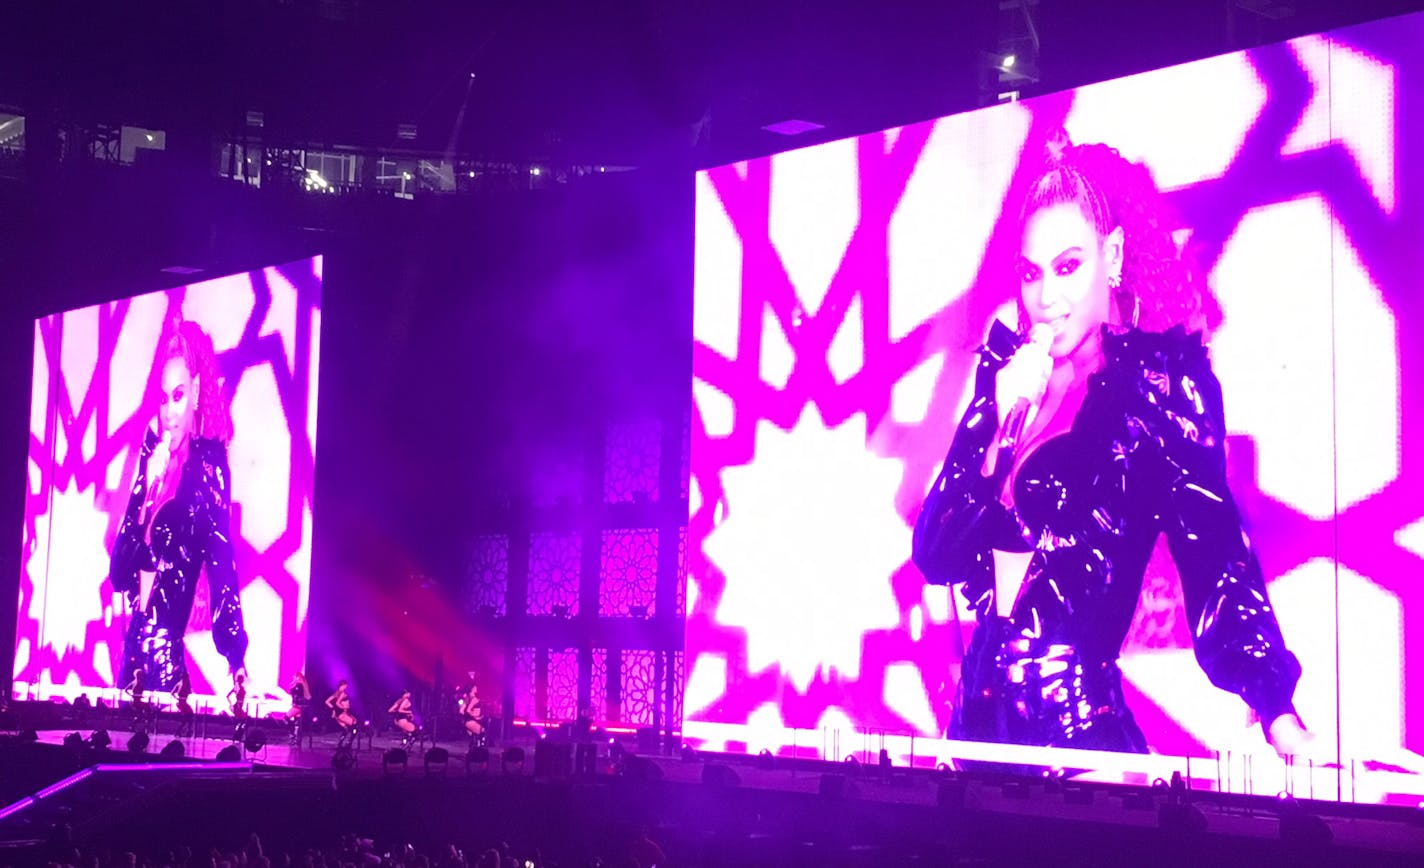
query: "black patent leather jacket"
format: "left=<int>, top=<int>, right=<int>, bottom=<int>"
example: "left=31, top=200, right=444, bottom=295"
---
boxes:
left=913, top=325, right=1301, bottom=743
left=110, top=430, right=248, bottom=691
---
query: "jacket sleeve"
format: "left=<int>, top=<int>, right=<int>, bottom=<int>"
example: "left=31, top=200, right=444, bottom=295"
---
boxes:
left=196, top=442, right=248, bottom=673
left=109, top=429, right=159, bottom=596
left=912, top=330, right=1031, bottom=609
left=1138, top=332, right=1301, bottom=726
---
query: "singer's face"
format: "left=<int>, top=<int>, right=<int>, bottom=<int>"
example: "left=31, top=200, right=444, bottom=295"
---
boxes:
left=158, top=357, right=198, bottom=447
left=1017, top=202, right=1115, bottom=359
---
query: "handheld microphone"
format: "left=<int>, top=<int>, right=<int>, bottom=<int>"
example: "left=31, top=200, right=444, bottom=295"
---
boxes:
left=990, top=323, right=1053, bottom=493
left=998, top=323, right=1053, bottom=449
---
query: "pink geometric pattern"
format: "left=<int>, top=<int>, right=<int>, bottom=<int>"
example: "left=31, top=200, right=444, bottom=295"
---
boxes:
left=548, top=648, right=578, bottom=722
left=603, top=419, right=661, bottom=504
left=13, top=258, right=321, bottom=711
left=686, top=16, right=1424, bottom=777
left=526, top=532, right=581, bottom=617
left=619, top=649, right=656, bottom=726
left=598, top=529, right=658, bottom=617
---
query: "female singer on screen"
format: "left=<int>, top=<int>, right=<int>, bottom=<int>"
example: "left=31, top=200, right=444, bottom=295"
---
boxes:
left=461, top=683, right=485, bottom=742
left=912, top=134, right=1312, bottom=759
left=110, top=319, right=248, bottom=696
left=327, top=680, right=356, bottom=732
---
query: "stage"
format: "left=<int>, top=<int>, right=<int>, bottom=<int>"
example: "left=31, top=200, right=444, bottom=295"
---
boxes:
left=5, top=702, right=1424, bottom=865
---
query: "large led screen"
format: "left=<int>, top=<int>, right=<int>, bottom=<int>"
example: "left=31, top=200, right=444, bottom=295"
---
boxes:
left=687, top=12, right=1424, bottom=796
left=14, top=258, right=322, bottom=714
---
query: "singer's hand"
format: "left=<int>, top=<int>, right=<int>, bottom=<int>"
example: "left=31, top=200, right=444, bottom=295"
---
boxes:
left=145, top=432, right=172, bottom=492
left=995, top=324, right=1053, bottom=430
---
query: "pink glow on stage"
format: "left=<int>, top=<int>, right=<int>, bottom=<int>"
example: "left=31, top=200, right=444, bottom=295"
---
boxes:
left=13, top=258, right=322, bottom=713
left=688, top=14, right=1424, bottom=800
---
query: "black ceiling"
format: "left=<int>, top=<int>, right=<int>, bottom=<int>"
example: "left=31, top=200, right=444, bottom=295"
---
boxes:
left=3, top=0, right=1423, bottom=168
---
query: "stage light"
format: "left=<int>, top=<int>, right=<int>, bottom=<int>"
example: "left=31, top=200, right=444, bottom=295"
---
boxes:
left=160, top=740, right=185, bottom=759
left=215, top=745, right=241, bottom=762
left=501, top=746, right=526, bottom=772
left=680, top=744, right=698, bottom=762
left=701, top=763, right=739, bottom=788
left=467, top=746, right=491, bottom=775
left=127, top=732, right=149, bottom=753
left=425, top=747, right=450, bottom=775
left=1277, top=797, right=1333, bottom=846
left=88, top=730, right=110, bottom=749
left=383, top=748, right=408, bottom=774
left=1001, top=54, right=1016, bottom=69
left=468, top=171, right=476, bottom=178
left=244, top=729, right=267, bottom=753
left=530, top=167, right=542, bottom=177
left=63, top=732, right=84, bottom=749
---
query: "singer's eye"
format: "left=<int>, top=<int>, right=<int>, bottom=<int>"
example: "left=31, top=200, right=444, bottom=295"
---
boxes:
left=1054, top=258, right=1081, bottom=277
left=1017, top=264, right=1041, bottom=283
left=171, top=387, right=184, bottom=404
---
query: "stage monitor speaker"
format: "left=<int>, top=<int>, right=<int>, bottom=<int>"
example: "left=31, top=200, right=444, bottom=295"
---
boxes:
left=215, top=745, right=242, bottom=762
left=160, top=740, right=185, bottom=759
left=624, top=755, right=664, bottom=782
left=127, top=732, right=149, bottom=753
left=244, top=729, right=267, bottom=753
left=701, top=763, right=740, bottom=788
left=534, top=739, right=573, bottom=778
left=819, top=773, right=857, bottom=800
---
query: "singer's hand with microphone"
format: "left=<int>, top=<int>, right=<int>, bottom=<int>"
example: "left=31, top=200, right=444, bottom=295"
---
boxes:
left=145, top=430, right=173, bottom=494
left=995, top=323, right=1054, bottom=434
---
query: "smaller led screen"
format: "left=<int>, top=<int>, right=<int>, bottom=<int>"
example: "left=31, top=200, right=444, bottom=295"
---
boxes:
left=13, top=258, right=322, bottom=715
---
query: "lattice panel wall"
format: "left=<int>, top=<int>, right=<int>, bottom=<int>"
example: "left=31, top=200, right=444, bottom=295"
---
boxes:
left=620, top=649, right=657, bottom=726
left=599, top=529, right=658, bottom=617
left=464, top=534, right=509, bottom=616
left=513, top=647, right=536, bottom=721
left=548, top=649, right=579, bottom=722
left=527, top=531, right=582, bottom=616
left=591, top=648, right=608, bottom=724
left=531, top=451, right=585, bottom=509
left=603, top=419, right=661, bottom=504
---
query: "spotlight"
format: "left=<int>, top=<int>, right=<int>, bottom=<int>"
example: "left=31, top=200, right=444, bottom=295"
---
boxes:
left=530, top=167, right=542, bottom=177
left=88, top=730, right=111, bottom=750
left=243, top=729, right=267, bottom=753
left=424, top=747, right=450, bottom=775
left=215, top=745, right=242, bottom=762
left=701, top=763, right=739, bottom=788
left=501, top=746, right=526, bottom=772
left=1001, top=54, right=1016, bottom=69
left=127, top=732, right=150, bottom=753
left=383, top=748, right=408, bottom=774
left=160, top=740, right=185, bottom=759
left=1278, top=797, right=1333, bottom=846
